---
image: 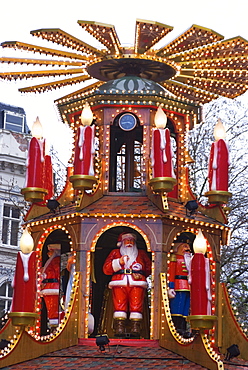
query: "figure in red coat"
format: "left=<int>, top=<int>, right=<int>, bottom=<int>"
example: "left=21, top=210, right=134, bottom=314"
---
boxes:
left=168, top=242, right=192, bottom=337
left=40, top=244, right=61, bottom=328
left=103, top=232, right=151, bottom=337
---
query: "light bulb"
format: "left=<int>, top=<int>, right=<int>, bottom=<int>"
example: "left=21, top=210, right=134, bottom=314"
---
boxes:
left=193, top=229, right=207, bottom=254
left=155, top=105, right=167, bottom=129
left=31, top=117, right=43, bottom=139
left=80, top=102, right=93, bottom=126
left=20, top=228, right=34, bottom=254
left=214, top=118, right=226, bottom=141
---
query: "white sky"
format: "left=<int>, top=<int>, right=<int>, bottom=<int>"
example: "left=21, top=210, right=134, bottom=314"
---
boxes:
left=0, top=0, right=248, bottom=163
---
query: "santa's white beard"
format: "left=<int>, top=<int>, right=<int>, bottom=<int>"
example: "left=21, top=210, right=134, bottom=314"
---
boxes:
left=184, top=252, right=192, bottom=272
left=120, top=243, right=138, bottom=268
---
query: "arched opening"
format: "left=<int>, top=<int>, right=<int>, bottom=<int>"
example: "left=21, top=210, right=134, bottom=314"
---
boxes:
left=109, top=113, right=143, bottom=192
left=90, top=225, right=151, bottom=339
left=40, top=229, right=72, bottom=335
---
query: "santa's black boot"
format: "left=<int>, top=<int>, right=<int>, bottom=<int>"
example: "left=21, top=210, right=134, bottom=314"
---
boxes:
left=182, top=318, right=194, bottom=338
left=172, top=316, right=185, bottom=335
left=130, top=319, right=142, bottom=338
left=175, top=316, right=193, bottom=338
left=114, top=318, right=126, bottom=337
left=172, top=316, right=181, bottom=332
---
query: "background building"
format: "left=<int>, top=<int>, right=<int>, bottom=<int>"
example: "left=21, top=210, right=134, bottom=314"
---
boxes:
left=0, top=102, right=29, bottom=315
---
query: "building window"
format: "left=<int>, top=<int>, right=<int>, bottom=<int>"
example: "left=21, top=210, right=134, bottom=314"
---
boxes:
left=2, top=205, right=21, bottom=246
left=0, top=281, right=13, bottom=316
left=3, top=110, right=25, bottom=133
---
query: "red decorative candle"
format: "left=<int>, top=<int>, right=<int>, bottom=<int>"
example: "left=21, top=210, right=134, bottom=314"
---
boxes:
left=151, top=106, right=175, bottom=179
left=190, top=230, right=212, bottom=316
left=44, top=154, right=54, bottom=200
left=26, top=137, right=45, bottom=188
left=208, top=119, right=229, bottom=192
left=11, top=229, right=36, bottom=314
left=73, top=125, right=95, bottom=176
left=152, top=127, right=175, bottom=178
left=11, top=251, right=36, bottom=313
left=25, top=117, right=45, bottom=189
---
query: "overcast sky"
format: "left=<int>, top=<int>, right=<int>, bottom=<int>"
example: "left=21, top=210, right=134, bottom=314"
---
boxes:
left=0, top=0, right=247, bottom=162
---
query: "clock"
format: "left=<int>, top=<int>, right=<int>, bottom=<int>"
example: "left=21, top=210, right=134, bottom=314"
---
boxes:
left=119, top=113, right=137, bottom=131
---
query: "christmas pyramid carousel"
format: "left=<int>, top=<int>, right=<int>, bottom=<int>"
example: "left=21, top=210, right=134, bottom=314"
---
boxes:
left=0, top=19, right=248, bottom=369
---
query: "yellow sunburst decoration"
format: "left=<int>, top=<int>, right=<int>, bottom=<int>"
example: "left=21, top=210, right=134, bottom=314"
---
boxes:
left=1, top=19, right=248, bottom=104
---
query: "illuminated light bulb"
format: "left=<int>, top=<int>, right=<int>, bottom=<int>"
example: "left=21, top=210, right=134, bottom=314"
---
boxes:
left=193, top=229, right=207, bottom=254
left=80, top=102, right=93, bottom=126
left=154, top=105, right=167, bottom=129
left=20, top=228, right=34, bottom=253
left=214, top=118, right=226, bottom=141
left=31, top=117, right=43, bottom=139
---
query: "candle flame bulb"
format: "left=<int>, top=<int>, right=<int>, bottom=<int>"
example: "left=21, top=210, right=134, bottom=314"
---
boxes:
left=193, top=229, right=207, bottom=254
left=214, top=118, right=226, bottom=141
left=155, top=105, right=167, bottom=129
left=31, top=117, right=43, bottom=139
left=20, top=228, right=34, bottom=254
left=80, top=102, right=93, bottom=126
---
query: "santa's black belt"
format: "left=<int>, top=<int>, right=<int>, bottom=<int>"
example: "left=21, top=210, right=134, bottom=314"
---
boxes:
left=42, top=279, right=59, bottom=283
left=175, top=275, right=188, bottom=280
left=113, top=269, right=146, bottom=276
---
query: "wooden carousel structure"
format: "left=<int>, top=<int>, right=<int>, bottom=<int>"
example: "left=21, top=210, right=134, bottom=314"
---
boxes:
left=0, top=19, right=248, bottom=369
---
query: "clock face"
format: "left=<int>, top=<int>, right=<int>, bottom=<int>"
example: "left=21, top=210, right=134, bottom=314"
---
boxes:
left=119, top=113, right=137, bottom=131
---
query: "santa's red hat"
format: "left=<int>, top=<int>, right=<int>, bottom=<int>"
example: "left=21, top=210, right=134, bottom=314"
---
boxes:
left=117, top=232, right=136, bottom=247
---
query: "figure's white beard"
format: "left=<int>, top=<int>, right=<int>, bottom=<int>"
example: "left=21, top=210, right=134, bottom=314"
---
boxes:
left=120, top=243, right=138, bottom=268
left=184, top=252, right=192, bottom=272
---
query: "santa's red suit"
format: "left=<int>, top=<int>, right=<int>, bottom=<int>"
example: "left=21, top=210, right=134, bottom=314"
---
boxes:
left=40, top=245, right=60, bottom=326
left=103, top=243, right=151, bottom=320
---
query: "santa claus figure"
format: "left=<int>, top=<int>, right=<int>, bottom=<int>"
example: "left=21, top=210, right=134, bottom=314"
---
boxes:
left=168, top=242, right=192, bottom=337
left=103, top=232, right=151, bottom=337
left=40, top=244, right=61, bottom=328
